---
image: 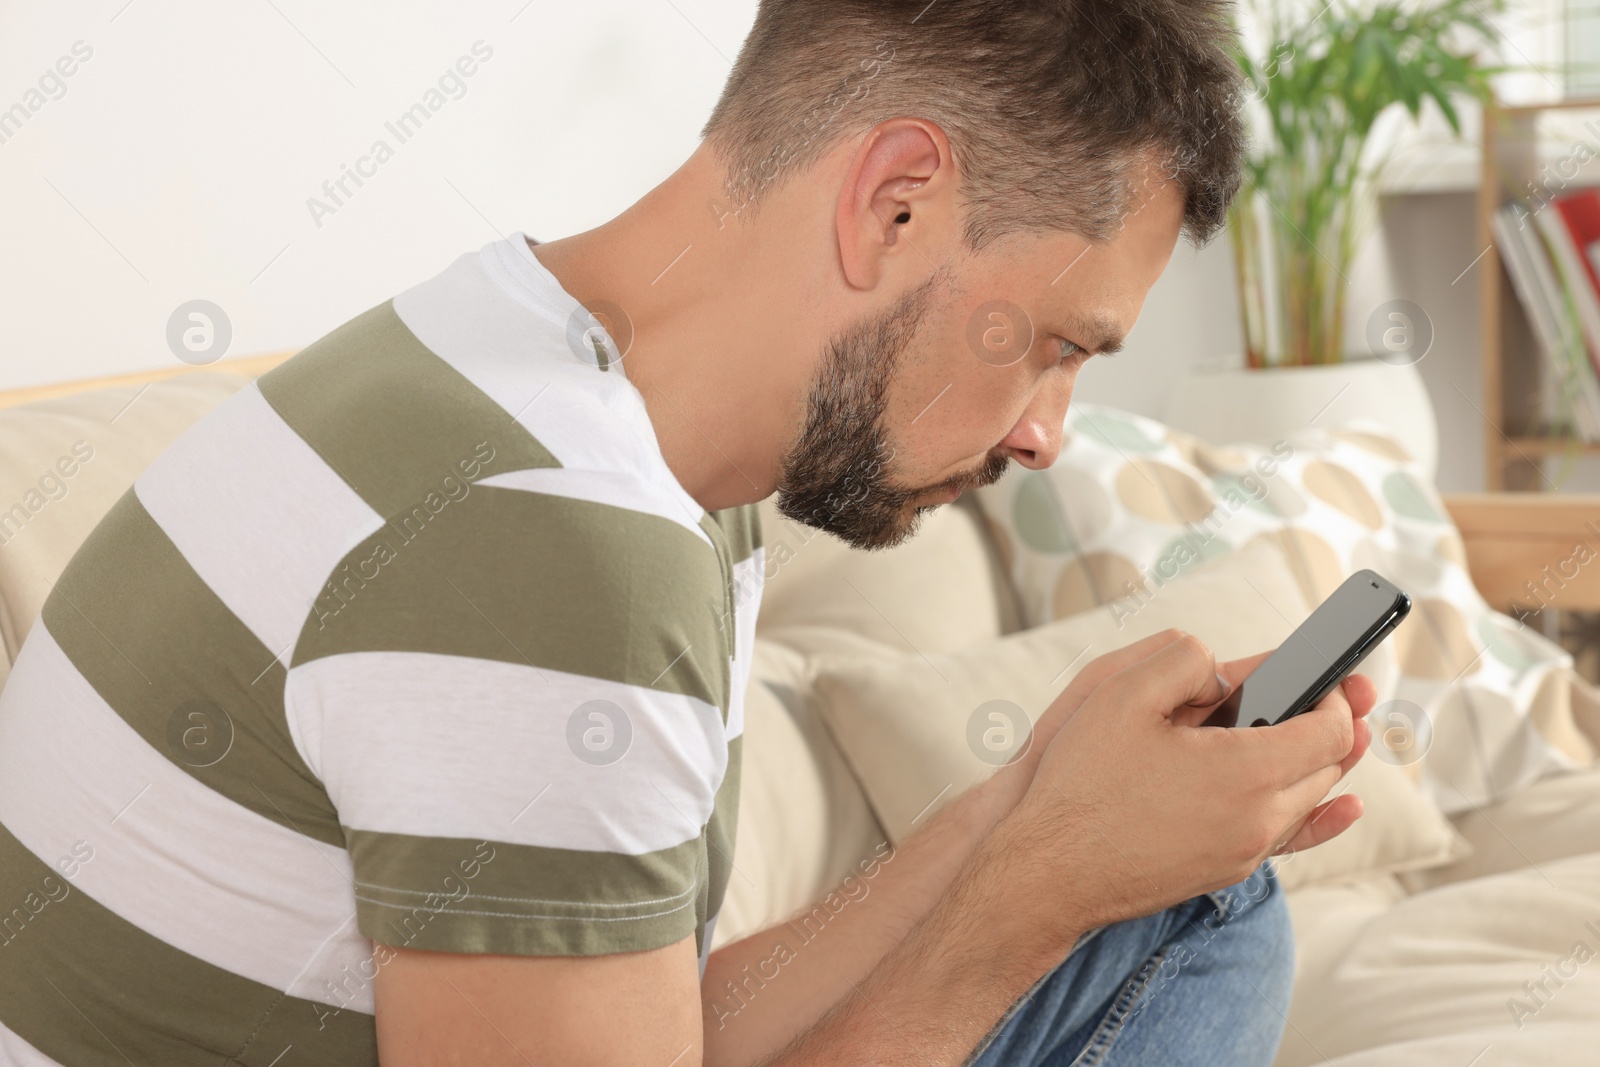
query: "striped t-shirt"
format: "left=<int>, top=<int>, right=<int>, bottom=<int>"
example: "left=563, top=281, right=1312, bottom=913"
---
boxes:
left=0, top=233, right=763, bottom=1065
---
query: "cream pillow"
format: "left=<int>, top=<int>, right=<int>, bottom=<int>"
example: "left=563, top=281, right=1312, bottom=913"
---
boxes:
left=810, top=538, right=1467, bottom=891
left=754, top=495, right=1020, bottom=658
left=1275, top=852, right=1600, bottom=1067
left=712, top=638, right=889, bottom=949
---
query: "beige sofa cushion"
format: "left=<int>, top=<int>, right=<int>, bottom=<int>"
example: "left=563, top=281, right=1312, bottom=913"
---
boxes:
left=755, top=494, right=1022, bottom=659
left=809, top=537, right=1468, bottom=891
left=0, top=373, right=253, bottom=688
left=1281, top=872, right=1409, bottom=992
left=711, top=639, right=886, bottom=949
left=1276, top=851, right=1600, bottom=1066
left=1401, top=763, right=1600, bottom=893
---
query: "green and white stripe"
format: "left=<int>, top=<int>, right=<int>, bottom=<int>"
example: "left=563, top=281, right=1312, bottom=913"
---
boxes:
left=0, top=233, right=762, bottom=1064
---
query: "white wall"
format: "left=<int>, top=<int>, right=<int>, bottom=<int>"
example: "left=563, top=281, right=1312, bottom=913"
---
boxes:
left=1071, top=191, right=1505, bottom=494
left=0, top=0, right=754, bottom=388
left=4, top=0, right=1579, bottom=493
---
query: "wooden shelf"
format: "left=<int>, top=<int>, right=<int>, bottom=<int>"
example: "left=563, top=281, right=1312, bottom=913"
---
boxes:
left=1478, top=95, right=1600, bottom=490
left=1500, top=95, right=1600, bottom=116
left=1504, top=437, right=1600, bottom=456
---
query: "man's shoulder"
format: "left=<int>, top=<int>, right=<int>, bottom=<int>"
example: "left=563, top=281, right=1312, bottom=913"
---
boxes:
left=249, top=299, right=554, bottom=516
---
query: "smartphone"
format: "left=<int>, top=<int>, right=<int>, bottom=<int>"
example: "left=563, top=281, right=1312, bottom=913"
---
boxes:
left=1210, top=569, right=1411, bottom=729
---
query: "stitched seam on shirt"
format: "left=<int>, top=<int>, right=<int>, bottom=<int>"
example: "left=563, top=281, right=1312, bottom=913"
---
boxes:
left=228, top=992, right=286, bottom=1064
left=353, top=894, right=697, bottom=923
left=353, top=879, right=698, bottom=907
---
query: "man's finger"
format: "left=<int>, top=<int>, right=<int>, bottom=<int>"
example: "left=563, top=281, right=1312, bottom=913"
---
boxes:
left=1101, top=632, right=1226, bottom=722
left=1218, top=649, right=1273, bottom=691
left=1246, top=698, right=1358, bottom=788
left=1275, top=793, right=1365, bottom=855
left=1075, top=629, right=1192, bottom=691
left=1340, top=672, right=1378, bottom=719
left=1173, top=650, right=1276, bottom=727
left=1043, top=630, right=1193, bottom=725
left=1303, top=679, right=1372, bottom=778
left=1337, top=713, right=1371, bottom=777
left=1268, top=708, right=1370, bottom=830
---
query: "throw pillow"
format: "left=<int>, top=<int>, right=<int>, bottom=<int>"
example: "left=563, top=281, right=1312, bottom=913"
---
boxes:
left=809, top=538, right=1468, bottom=891
left=973, top=403, right=1595, bottom=813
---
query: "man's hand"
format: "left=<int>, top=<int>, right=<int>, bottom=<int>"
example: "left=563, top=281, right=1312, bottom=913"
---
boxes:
left=1003, top=631, right=1371, bottom=815
left=1013, top=630, right=1372, bottom=934
left=990, top=630, right=1216, bottom=810
left=1030, top=632, right=1223, bottom=750
left=1205, top=647, right=1376, bottom=855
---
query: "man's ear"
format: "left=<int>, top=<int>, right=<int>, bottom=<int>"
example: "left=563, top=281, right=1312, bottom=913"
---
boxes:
left=835, top=119, right=952, bottom=291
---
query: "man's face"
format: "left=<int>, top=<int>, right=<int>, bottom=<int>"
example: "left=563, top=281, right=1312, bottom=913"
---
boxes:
left=777, top=179, right=1186, bottom=550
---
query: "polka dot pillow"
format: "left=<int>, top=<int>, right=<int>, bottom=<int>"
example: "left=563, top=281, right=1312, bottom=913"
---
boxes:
left=972, top=403, right=1598, bottom=814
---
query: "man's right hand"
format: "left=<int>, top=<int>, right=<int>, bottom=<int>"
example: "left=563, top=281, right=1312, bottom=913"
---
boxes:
left=1014, top=630, right=1372, bottom=938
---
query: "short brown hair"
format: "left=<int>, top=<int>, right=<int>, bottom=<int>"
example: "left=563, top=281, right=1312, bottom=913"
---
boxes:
left=703, top=0, right=1246, bottom=249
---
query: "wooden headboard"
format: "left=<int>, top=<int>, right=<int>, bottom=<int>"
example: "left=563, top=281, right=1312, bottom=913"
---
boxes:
left=1444, top=493, right=1600, bottom=615
left=0, top=351, right=296, bottom=410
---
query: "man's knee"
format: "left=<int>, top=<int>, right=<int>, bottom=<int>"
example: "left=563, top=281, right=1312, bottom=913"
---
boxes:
left=1127, top=864, right=1293, bottom=1028
left=1260, top=866, right=1295, bottom=992
left=1215, top=863, right=1294, bottom=993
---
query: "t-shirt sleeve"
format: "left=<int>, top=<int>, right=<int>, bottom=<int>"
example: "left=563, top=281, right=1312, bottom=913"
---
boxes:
left=282, top=478, right=734, bottom=957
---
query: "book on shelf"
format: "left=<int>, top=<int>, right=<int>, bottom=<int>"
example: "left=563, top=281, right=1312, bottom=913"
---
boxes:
left=1555, top=190, right=1600, bottom=303
left=1493, top=201, right=1600, bottom=441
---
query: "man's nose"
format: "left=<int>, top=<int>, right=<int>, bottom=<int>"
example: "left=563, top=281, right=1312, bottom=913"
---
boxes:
left=997, top=416, right=1061, bottom=469
left=997, top=387, right=1069, bottom=470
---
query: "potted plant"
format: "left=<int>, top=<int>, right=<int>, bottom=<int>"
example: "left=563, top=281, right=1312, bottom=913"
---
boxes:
left=1164, top=0, right=1503, bottom=479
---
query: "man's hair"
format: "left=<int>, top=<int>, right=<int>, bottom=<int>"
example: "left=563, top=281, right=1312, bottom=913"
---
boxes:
left=702, top=0, right=1246, bottom=249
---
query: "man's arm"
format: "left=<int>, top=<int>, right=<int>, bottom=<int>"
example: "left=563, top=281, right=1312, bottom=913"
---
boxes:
left=703, top=632, right=1374, bottom=1064
left=375, top=936, right=703, bottom=1066
left=371, top=798, right=1073, bottom=1067
left=700, top=630, right=1197, bottom=1065
left=702, top=743, right=1025, bottom=1063
left=374, top=631, right=1371, bottom=1066
left=370, top=789, right=1060, bottom=1067
left=370, top=767, right=1075, bottom=1067
left=747, top=634, right=1369, bottom=1065
left=370, top=673, right=1048, bottom=1067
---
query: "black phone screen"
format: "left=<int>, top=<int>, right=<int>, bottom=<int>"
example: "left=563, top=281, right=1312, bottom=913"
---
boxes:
left=1212, top=569, right=1410, bottom=728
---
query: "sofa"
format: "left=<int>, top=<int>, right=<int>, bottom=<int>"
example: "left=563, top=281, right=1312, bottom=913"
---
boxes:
left=2, top=361, right=1598, bottom=1065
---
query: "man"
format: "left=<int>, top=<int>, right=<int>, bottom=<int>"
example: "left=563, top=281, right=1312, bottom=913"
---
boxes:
left=0, top=0, right=1377, bottom=1064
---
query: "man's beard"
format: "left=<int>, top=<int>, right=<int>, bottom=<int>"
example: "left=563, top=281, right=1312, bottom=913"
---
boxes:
left=775, top=280, right=1011, bottom=551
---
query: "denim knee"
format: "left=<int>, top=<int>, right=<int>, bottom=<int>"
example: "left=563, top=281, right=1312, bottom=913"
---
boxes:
left=1208, top=862, right=1294, bottom=996
left=1126, top=864, right=1294, bottom=1033
left=970, top=863, right=1297, bottom=1067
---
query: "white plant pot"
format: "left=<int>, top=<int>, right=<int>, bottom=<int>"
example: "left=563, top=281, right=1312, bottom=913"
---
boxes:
left=1161, top=355, right=1438, bottom=482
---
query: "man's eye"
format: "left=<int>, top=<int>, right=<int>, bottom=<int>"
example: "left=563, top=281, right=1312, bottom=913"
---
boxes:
left=1055, top=337, right=1086, bottom=363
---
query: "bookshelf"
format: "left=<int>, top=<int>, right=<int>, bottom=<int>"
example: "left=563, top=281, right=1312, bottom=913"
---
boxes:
left=1478, top=95, right=1600, bottom=489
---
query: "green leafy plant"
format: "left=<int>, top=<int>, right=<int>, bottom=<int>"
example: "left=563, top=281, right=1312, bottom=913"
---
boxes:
left=1230, top=0, right=1504, bottom=368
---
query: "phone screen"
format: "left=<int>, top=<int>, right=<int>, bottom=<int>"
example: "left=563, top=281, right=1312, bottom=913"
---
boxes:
left=1213, top=570, right=1409, bottom=728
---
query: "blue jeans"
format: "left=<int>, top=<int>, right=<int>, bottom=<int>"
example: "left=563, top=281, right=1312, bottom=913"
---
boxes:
left=970, top=863, right=1293, bottom=1066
